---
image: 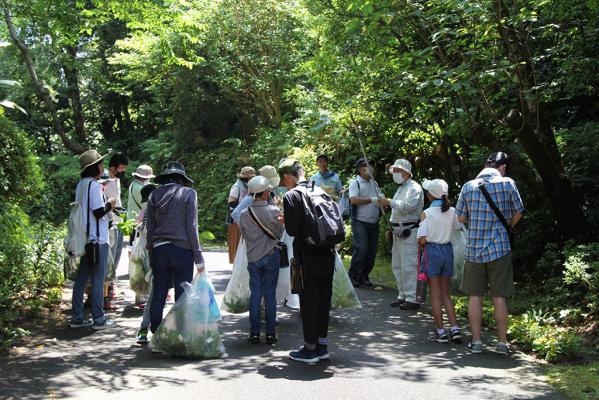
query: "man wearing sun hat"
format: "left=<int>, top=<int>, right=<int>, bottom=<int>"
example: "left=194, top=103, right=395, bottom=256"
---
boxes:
left=127, top=164, right=155, bottom=221
left=380, top=158, right=424, bottom=310
left=227, top=166, right=256, bottom=263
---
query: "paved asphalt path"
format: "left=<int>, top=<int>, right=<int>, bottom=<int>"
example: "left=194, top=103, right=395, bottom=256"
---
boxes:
left=0, top=249, right=563, bottom=400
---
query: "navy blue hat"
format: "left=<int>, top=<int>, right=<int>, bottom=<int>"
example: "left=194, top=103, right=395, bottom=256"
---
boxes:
left=155, top=161, right=194, bottom=184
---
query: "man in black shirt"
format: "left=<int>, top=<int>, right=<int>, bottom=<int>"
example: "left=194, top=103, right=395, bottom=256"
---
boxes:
left=278, top=159, right=335, bottom=363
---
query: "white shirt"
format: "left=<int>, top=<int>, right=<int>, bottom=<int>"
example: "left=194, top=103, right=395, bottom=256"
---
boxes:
left=76, top=178, right=110, bottom=245
left=389, top=178, right=424, bottom=224
left=417, top=206, right=462, bottom=244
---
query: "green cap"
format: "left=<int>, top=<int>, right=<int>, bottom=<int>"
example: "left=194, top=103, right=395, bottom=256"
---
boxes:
left=277, top=158, right=299, bottom=175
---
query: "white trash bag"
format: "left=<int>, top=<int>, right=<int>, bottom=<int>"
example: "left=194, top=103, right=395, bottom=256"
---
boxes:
left=450, top=227, right=468, bottom=296
left=221, top=239, right=250, bottom=313
left=150, top=272, right=225, bottom=359
left=331, top=252, right=362, bottom=309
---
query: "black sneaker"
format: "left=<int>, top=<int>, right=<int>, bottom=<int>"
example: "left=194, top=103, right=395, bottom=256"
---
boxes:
left=350, top=278, right=361, bottom=288
left=428, top=330, right=449, bottom=343
left=390, top=299, right=405, bottom=307
left=450, top=328, right=462, bottom=342
left=289, top=346, right=319, bottom=364
left=316, top=344, right=329, bottom=360
left=248, top=334, right=260, bottom=344
left=265, top=334, right=278, bottom=345
left=399, top=301, right=421, bottom=310
left=360, top=277, right=373, bottom=287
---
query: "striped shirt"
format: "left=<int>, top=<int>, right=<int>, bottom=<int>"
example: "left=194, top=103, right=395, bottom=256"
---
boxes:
left=455, top=168, right=524, bottom=263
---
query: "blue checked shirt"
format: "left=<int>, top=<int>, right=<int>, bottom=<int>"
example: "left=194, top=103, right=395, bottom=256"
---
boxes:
left=455, top=168, right=525, bottom=263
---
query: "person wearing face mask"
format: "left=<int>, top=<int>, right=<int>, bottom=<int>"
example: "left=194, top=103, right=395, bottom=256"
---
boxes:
left=380, top=159, right=424, bottom=310
left=227, top=166, right=256, bottom=263
left=103, top=152, right=129, bottom=309
left=347, top=157, right=385, bottom=288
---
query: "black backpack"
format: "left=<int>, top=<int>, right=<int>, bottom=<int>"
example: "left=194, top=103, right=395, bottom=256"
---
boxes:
left=295, top=182, right=345, bottom=247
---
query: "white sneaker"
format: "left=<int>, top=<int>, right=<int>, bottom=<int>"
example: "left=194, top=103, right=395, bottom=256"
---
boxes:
left=92, top=319, right=117, bottom=330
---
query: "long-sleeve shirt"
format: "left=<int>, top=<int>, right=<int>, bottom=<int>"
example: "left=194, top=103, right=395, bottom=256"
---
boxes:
left=389, top=178, right=424, bottom=224
left=146, top=183, right=204, bottom=264
left=239, top=200, right=284, bottom=262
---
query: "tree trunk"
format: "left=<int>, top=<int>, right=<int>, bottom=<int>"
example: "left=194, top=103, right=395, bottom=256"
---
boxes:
left=3, top=4, right=85, bottom=154
left=63, top=45, right=87, bottom=144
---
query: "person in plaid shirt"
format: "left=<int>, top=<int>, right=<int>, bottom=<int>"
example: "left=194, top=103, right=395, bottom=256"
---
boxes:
left=455, top=152, right=524, bottom=355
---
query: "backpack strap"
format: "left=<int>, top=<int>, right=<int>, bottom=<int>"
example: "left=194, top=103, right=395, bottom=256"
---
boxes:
left=478, top=181, right=514, bottom=247
left=247, top=206, right=278, bottom=241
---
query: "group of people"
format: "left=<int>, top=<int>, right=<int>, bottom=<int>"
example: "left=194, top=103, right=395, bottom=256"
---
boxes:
left=68, top=146, right=524, bottom=362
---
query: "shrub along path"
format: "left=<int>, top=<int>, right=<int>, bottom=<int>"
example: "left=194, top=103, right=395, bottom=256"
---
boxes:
left=0, top=250, right=562, bottom=399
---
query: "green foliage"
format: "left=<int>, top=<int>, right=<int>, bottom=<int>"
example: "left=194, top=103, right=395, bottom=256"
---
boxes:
left=509, top=313, right=582, bottom=362
left=0, top=115, right=42, bottom=205
left=548, top=362, right=599, bottom=400
left=0, top=205, right=65, bottom=343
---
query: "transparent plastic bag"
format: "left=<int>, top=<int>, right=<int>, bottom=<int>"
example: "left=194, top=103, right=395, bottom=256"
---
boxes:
left=129, top=228, right=150, bottom=294
left=221, top=240, right=250, bottom=313
left=150, top=272, right=225, bottom=359
left=331, top=252, right=362, bottom=309
left=131, top=228, right=146, bottom=263
left=450, top=227, right=468, bottom=296
left=63, top=253, right=80, bottom=281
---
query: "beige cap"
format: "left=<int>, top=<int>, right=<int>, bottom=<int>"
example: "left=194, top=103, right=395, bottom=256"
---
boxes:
left=132, top=164, right=155, bottom=179
left=238, top=166, right=256, bottom=179
left=248, top=176, right=273, bottom=194
left=258, top=165, right=280, bottom=187
left=79, top=149, right=105, bottom=172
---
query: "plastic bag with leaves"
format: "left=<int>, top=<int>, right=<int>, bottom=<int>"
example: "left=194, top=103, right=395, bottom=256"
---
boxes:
left=129, top=229, right=150, bottom=294
left=221, top=239, right=250, bottom=313
left=450, top=227, right=468, bottom=296
left=150, top=272, right=225, bottom=359
left=331, top=252, right=362, bottom=309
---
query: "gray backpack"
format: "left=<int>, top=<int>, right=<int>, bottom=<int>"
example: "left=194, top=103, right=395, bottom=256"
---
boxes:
left=295, top=182, right=345, bottom=247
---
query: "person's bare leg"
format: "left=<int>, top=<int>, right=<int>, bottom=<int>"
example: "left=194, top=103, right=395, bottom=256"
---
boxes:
left=440, top=277, right=458, bottom=327
left=468, top=296, right=483, bottom=341
left=492, top=296, right=509, bottom=343
left=429, top=277, right=443, bottom=328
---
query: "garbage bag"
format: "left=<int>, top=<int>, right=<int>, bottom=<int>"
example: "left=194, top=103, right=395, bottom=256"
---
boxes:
left=129, top=229, right=150, bottom=295
left=63, top=253, right=80, bottom=281
left=331, top=252, right=362, bottom=309
left=221, top=240, right=250, bottom=313
left=151, top=272, right=225, bottom=359
left=450, top=227, right=468, bottom=296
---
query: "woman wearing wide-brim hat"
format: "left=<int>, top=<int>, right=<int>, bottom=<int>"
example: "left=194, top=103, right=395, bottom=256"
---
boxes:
left=69, top=149, right=118, bottom=330
left=145, top=161, right=205, bottom=335
left=227, top=166, right=256, bottom=263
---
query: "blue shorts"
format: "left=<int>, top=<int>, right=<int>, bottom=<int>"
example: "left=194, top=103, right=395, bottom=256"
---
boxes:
left=422, top=243, right=454, bottom=278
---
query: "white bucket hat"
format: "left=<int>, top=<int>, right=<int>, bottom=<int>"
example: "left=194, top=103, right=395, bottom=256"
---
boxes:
left=258, top=165, right=280, bottom=188
left=248, top=176, right=273, bottom=194
left=132, top=164, right=155, bottom=180
left=422, top=179, right=449, bottom=199
left=388, top=158, right=412, bottom=177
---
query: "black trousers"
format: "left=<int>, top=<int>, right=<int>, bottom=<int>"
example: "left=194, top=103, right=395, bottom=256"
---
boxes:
left=299, top=265, right=334, bottom=345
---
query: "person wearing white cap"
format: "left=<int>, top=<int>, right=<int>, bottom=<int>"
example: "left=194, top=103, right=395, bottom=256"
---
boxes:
left=127, top=164, right=155, bottom=221
left=239, top=175, right=284, bottom=345
left=416, top=179, right=463, bottom=343
left=380, top=158, right=424, bottom=310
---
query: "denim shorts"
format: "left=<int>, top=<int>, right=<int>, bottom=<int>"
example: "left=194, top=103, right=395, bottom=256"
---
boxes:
left=422, top=243, right=454, bottom=278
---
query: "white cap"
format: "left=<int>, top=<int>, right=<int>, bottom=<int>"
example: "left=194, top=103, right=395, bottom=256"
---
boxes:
left=258, top=165, right=280, bottom=188
left=388, top=158, right=412, bottom=176
left=248, top=176, right=273, bottom=194
left=422, top=179, right=448, bottom=199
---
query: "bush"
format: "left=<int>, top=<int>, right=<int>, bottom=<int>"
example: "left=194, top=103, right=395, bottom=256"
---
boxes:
left=0, top=205, right=65, bottom=343
left=509, top=313, right=582, bottom=362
